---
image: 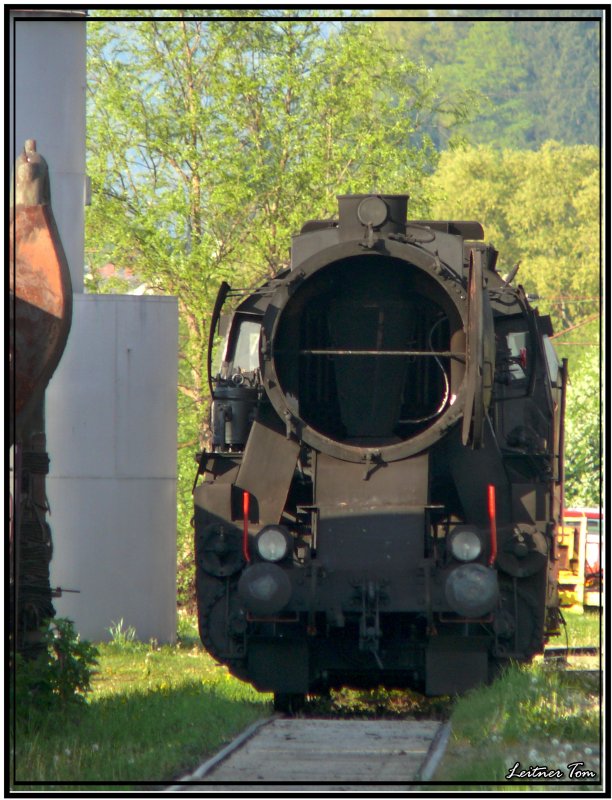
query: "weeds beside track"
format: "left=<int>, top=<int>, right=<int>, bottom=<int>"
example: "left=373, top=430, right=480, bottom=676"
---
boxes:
left=11, top=609, right=601, bottom=791
left=10, top=618, right=271, bottom=791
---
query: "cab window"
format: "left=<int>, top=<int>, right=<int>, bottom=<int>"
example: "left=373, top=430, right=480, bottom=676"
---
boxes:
left=230, top=318, right=261, bottom=373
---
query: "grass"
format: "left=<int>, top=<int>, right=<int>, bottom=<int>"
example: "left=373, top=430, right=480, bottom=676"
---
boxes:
left=560, top=606, right=602, bottom=649
left=430, top=666, right=601, bottom=790
left=427, top=609, right=602, bottom=791
left=10, top=613, right=271, bottom=791
left=11, top=610, right=602, bottom=790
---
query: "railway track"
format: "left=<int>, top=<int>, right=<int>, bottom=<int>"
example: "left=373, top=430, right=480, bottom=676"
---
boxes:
left=543, top=646, right=600, bottom=661
left=165, top=715, right=451, bottom=791
left=162, top=655, right=599, bottom=791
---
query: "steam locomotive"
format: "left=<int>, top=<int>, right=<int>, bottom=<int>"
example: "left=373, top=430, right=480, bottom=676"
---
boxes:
left=194, top=194, right=566, bottom=707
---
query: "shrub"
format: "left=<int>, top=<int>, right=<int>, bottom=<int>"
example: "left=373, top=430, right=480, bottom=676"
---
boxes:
left=12, top=618, right=99, bottom=720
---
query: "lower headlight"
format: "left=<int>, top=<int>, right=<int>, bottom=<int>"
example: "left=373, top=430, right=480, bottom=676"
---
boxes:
left=238, top=563, right=292, bottom=615
left=448, top=526, right=482, bottom=562
left=445, top=563, right=499, bottom=618
left=256, top=526, right=291, bottom=562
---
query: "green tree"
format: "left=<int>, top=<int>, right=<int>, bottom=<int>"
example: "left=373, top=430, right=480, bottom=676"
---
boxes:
left=437, top=21, right=533, bottom=148
left=379, top=13, right=601, bottom=148
left=86, top=11, right=470, bottom=604
left=429, top=142, right=600, bottom=331
left=563, top=347, right=602, bottom=507
left=511, top=18, right=600, bottom=147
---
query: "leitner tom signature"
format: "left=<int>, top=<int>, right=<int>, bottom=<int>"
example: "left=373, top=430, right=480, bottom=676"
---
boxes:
left=506, top=761, right=597, bottom=781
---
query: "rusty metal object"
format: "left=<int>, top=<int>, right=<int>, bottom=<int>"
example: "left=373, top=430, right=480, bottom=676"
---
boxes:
left=10, top=140, right=73, bottom=657
left=9, top=139, right=73, bottom=442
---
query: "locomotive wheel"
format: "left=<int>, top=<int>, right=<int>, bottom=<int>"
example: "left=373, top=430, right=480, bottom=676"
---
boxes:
left=273, top=692, right=307, bottom=714
left=196, top=577, right=248, bottom=675
left=494, top=587, right=542, bottom=659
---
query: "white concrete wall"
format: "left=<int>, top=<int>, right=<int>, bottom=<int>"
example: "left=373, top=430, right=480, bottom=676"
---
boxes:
left=46, top=295, right=178, bottom=642
left=9, top=10, right=86, bottom=291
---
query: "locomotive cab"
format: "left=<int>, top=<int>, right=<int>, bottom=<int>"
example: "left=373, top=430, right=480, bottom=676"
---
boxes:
left=194, top=194, right=564, bottom=700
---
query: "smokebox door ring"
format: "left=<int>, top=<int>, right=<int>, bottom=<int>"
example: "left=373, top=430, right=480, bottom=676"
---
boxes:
left=261, top=240, right=469, bottom=463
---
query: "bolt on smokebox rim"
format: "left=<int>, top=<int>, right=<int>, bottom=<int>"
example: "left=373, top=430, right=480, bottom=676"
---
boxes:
left=260, top=239, right=469, bottom=463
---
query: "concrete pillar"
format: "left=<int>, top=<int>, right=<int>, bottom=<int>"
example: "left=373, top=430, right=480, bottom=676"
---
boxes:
left=9, top=9, right=86, bottom=291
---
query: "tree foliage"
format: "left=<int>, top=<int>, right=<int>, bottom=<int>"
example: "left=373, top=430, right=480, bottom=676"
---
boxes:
left=13, top=619, right=99, bottom=721
left=86, top=12, right=471, bottom=604
left=563, top=347, right=602, bottom=508
left=429, top=142, right=600, bottom=331
left=381, top=13, right=601, bottom=149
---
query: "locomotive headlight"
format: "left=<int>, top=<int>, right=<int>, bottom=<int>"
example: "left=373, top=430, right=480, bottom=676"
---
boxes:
left=256, top=526, right=291, bottom=562
left=448, top=527, right=482, bottom=562
left=445, top=564, right=499, bottom=618
left=238, top=563, right=292, bottom=615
